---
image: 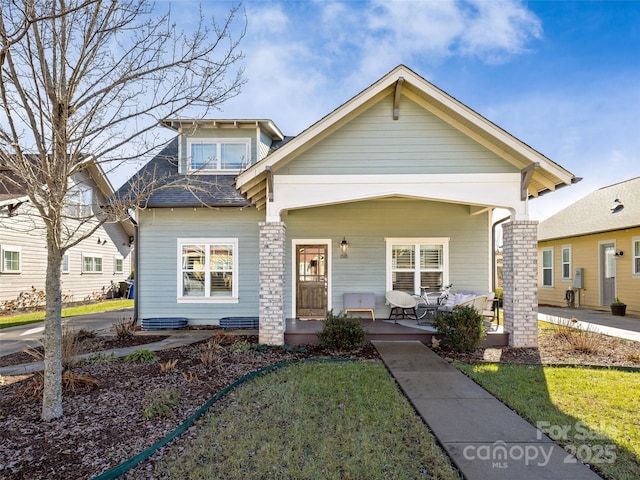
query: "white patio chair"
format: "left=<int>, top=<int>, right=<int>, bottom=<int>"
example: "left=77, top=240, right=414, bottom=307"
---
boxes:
left=385, top=290, right=418, bottom=322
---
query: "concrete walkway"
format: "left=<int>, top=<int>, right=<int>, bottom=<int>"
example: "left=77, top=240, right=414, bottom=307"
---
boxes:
left=0, top=330, right=215, bottom=377
left=373, top=341, right=602, bottom=480
left=539, top=306, right=640, bottom=342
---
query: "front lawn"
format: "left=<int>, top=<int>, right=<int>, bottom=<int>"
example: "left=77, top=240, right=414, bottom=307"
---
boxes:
left=152, top=361, right=461, bottom=480
left=456, top=362, right=640, bottom=480
left=0, top=299, right=134, bottom=329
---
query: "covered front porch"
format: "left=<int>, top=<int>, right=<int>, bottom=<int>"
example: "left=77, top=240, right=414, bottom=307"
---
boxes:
left=284, top=318, right=509, bottom=347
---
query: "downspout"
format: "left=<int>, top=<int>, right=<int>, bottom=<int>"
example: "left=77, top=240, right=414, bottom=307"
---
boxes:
left=133, top=217, right=139, bottom=323
left=492, top=213, right=511, bottom=292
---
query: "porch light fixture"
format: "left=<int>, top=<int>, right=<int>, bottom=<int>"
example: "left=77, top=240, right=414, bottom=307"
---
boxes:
left=340, top=237, right=349, bottom=258
left=614, top=251, right=624, bottom=257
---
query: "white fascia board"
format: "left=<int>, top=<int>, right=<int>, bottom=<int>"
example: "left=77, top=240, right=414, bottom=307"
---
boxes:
left=265, top=173, right=526, bottom=221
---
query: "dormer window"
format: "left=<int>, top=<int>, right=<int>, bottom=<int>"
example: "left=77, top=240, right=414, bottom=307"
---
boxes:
left=187, top=138, right=250, bottom=172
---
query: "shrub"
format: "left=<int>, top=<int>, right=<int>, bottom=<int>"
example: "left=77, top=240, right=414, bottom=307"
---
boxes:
left=316, top=310, right=366, bottom=351
left=142, top=388, right=180, bottom=419
left=200, top=339, right=225, bottom=366
left=114, top=317, right=136, bottom=340
left=83, top=352, right=117, bottom=365
left=75, top=328, right=97, bottom=341
left=433, top=305, right=486, bottom=353
left=124, top=349, right=158, bottom=363
left=551, top=318, right=600, bottom=354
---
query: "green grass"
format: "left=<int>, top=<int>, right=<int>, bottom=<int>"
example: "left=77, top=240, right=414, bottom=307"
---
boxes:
left=456, top=362, right=640, bottom=480
left=154, top=361, right=461, bottom=480
left=0, top=299, right=134, bottom=329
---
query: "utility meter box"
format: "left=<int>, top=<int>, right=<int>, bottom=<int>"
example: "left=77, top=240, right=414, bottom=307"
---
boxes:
left=573, top=268, right=584, bottom=289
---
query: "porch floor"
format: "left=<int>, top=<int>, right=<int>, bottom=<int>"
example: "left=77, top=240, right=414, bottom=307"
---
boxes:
left=285, top=318, right=508, bottom=347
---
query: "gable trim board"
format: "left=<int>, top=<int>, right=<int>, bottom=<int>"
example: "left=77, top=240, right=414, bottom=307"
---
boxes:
left=236, top=65, right=575, bottom=213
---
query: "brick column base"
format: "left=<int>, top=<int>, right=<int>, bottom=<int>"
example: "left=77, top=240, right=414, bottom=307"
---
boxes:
left=258, top=222, right=286, bottom=345
left=503, top=221, right=539, bottom=348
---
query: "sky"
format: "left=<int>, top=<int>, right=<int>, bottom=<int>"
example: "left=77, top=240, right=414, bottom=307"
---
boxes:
left=147, top=0, right=640, bottom=222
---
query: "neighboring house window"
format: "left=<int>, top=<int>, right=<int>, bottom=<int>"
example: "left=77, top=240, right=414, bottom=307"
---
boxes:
left=178, top=238, right=238, bottom=301
left=62, top=254, right=70, bottom=274
left=542, top=248, right=553, bottom=287
left=386, top=238, right=449, bottom=294
left=114, top=256, right=124, bottom=274
left=66, top=184, right=93, bottom=218
left=1, top=246, right=21, bottom=273
left=187, top=139, right=249, bottom=172
left=633, top=237, right=640, bottom=275
left=83, top=255, right=103, bottom=273
left=561, top=246, right=572, bottom=280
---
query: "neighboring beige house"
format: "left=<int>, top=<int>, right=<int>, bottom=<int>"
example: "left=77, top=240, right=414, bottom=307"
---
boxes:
left=0, top=162, right=134, bottom=307
left=538, top=176, right=640, bottom=315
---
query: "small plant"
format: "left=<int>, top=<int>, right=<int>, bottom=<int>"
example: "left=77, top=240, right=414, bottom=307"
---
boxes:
left=280, top=344, right=307, bottom=354
left=551, top=318, right=600, bottom=354
left=433, top=305, right=486, bottom=353
left=23, top=328, right=82, bottom=369
left=75, top=329, right=97, bottom=341
left=200, top=339, right=225, bottom=366
left=159, top=358, right=179, bottom=372
left=181, top=371, right=199, bottom=382
left=229, top=340, right=251, bottom=353
left=83, top=352, right=118, bottom=365
left=316, top=310, right=366, bottom=351
left=18, top=370, right=100, bottom=400
left=114, top=317, right=136, bottom=340
left=142, top=388, right=180, bottom=419
left=124, top=349, right=158, bottom=363
left=610, top=297, right=626, bottom=306
left=625, top=352, right=640, bottom=362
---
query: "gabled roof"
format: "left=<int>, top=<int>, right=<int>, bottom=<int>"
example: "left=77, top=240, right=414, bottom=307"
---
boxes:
left=538, top=177, right=640, bottom=241
left=114, top=138, right=250, bottom=208
left=236, top=64, right=576, bottom=209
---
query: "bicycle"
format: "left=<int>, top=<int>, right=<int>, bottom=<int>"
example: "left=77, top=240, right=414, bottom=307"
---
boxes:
left=412, top=284, right=453, bottom=320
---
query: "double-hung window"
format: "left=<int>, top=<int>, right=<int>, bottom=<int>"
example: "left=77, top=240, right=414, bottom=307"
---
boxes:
left=83, top=255, right=103, bottom=273
left=561, top=246, right=572, bottom=280
left=386, top=238, right=449, bottom=294
left=66, top=184, right=93, bottom=218
left=542, top=248, right=554, bottom=287
left=114, top=256, right=124, bottom=274
left=62, top=254, right=70, bottom=274
left=633, top=237, right=640, bottom=276
left=178, top=238, right=238, bottom=302
left=187, top=139, right=249, bottom=172
left=1, top=246, right=21, bottom=273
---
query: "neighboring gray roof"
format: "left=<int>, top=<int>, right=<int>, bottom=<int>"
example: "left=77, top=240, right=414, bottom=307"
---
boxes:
left=538, top=176, right=640, bottom=241
left=115, top=138, right=250, bottom=208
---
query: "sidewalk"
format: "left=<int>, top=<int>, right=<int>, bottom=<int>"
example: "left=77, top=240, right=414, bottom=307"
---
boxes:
left=373, top=341, right=602, bottom=480
left=538, top=306, right=640, bottom=342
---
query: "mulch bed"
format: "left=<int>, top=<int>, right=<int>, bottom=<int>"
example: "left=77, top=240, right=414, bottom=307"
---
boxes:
left=0, top=327, right=638, bottom=480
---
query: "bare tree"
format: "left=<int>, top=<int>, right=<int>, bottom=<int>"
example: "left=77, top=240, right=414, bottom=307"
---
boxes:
left=0, top=0, right=245, bottom=421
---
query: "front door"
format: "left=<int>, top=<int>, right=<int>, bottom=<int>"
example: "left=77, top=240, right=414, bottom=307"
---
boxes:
left=601, top=243, right=616, bottom=306
left=296, top=244, right=328, bottom=319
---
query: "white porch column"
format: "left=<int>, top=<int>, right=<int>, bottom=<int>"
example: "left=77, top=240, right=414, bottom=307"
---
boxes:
left=258, top=221, right=287, bottom=345
left=502, top=221, right=539, bottom=348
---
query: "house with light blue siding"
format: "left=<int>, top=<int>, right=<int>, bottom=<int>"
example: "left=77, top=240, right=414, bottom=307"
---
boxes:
left=121, top=65, right=577, bottom=347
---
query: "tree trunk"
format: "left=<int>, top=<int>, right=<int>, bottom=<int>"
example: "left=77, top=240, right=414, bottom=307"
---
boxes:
left=41, top=236, right=64, bottom=421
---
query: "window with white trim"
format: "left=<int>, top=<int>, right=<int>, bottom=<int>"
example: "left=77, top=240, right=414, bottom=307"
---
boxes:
left=187, top=138, right=249, bottom=172
left=561, top=246, right=572, bottom=280
left=62, top=254, right=70, bottom=274
left=82, top=255, right=103, bottom=273
left=386, top=238, right=449, bottom=294
left=542, top=248, right=553, bottom=287
left=114, top=256, right=124, bottom=274
left=1, top=246, right=21, bottom=273
left=66, top=184, right=93, bottom=218
left=178, top=239, right=238, bottom=300
left=633, top=237, right=640, bottom=275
